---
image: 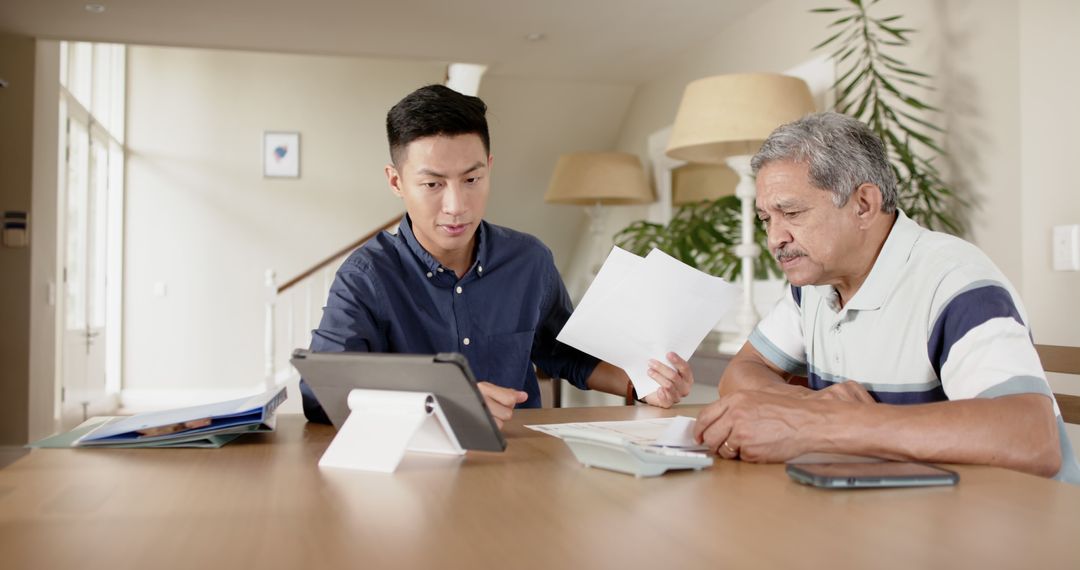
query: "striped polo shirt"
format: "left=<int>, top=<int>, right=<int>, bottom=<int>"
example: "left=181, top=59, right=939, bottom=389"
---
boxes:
left=749, top=210, right=1079, bottom=483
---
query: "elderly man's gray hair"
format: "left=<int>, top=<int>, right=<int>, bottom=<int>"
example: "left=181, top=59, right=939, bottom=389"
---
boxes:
left=751, top=111, right=897, bottom=213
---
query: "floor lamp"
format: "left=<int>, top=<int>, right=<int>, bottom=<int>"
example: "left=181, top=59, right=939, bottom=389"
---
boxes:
left=671, top=162, right=738, bottom=206
left=544, top=152, right=654, bottom=292
left=665, top=74, right=815, bottom=343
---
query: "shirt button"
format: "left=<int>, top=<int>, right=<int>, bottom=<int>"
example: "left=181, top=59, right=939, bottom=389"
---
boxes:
left=463, top=337, right=471, bottom=346
left=478, top=265, right=483, bottom=273
left=437, top=267, right=444, bottom=273
left=426, top=272, right=433, bottom=278
left=456, top=286, right=463, bottom=294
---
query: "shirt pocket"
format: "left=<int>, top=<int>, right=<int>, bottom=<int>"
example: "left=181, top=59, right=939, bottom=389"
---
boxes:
left=474, top=330, right=536, bottom=390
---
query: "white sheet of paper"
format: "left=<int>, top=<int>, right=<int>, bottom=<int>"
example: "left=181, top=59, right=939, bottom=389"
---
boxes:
left=526, top=416, right=698, bottom=445
left=557, top=246, right=741, bottom=397
left=653, top=415, right=698, bottom=448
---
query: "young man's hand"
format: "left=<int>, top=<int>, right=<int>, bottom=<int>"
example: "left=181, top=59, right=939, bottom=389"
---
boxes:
left=477, top=382, right=528, bottom=429
left=641, top=352, right=694, bottom=408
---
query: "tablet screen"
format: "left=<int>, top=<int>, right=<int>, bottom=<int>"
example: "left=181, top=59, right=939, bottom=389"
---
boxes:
left=292, top=350, right=506, bottom=452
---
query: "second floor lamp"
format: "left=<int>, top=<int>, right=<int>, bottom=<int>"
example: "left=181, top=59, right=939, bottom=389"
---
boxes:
left=544, top=151, right=654, bottom=293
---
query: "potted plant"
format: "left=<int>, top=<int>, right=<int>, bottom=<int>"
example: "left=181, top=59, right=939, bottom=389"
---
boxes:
left=813, top=0, right=964, bottom=234
left=614, top=196, right=778, bottom=281
left=615, top=0, right=963, bottom=281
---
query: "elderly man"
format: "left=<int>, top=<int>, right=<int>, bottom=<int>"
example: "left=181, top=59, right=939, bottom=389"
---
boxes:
left=693, top=111, right=1078, bottom=482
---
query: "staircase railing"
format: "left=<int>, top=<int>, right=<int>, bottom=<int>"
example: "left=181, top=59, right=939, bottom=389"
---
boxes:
left=264, top=215, right=402, bottom=389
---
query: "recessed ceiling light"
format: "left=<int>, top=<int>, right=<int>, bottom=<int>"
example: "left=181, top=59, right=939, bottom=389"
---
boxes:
left=525, top=33, right=546, bottom=42
left=85, top=4, right=106, bottom=13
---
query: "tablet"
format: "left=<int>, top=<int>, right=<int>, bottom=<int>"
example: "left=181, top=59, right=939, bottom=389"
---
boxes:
left=786, top=462, right=959, bottom=489
left=290, top=349, right=506, bottom=452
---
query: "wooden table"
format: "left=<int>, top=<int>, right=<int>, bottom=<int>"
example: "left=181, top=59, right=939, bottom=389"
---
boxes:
left=2, top=406, right=1079, bottom=569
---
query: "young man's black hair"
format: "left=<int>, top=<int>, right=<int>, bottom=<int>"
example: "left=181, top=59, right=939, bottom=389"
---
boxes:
left=385, top=84, right=490, bottom=165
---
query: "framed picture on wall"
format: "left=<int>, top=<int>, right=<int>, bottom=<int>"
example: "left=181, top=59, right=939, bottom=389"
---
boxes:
left=263, top=131, right=300, bottom=178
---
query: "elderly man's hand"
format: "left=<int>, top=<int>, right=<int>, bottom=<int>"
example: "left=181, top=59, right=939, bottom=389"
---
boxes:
left=812, top=380, right=876, bottom=404
left=693, top=390, right=843, bottom=463
left=641, top=352, right=694, bottom=408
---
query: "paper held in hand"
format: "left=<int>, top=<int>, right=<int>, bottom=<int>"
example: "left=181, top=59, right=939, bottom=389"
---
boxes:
left=557, top=247, right=740, bottom=397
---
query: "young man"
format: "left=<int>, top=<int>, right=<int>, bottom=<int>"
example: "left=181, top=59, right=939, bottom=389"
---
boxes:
left=301, top=84, right=692, bottom=427
left=694, top=112, right=1079, bottom=483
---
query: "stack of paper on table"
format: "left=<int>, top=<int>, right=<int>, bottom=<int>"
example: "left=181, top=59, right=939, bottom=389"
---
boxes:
left=528, top=416, right=704, bottom=449
left=557, top=247, right=740, bottom=398
left=28, top=387, right=287, bottom=449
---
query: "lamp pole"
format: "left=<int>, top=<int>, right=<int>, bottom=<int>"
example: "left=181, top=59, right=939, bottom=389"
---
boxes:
left=727, top=155, right=759, bottom=343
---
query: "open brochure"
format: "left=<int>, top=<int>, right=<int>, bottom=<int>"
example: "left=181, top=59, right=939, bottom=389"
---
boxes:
left=28, top=386, right=287, bottom=449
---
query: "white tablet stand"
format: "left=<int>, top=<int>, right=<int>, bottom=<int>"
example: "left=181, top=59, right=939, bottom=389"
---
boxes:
left=318, top=389, right=465, bottom=473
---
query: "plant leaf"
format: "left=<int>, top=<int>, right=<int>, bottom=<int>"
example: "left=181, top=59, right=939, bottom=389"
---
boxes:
left=883, top=62, right=931, bottom=78
left=813, top=30, right=845, bottom=50
left=828, top=15, right=857, bottom=27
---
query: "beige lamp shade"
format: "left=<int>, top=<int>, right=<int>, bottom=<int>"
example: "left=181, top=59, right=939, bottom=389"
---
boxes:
left=544, top=151, right=654, bottom=205
left=666, top=73, right=816, bottom=163
left=671, top=163, right=738, bottom=205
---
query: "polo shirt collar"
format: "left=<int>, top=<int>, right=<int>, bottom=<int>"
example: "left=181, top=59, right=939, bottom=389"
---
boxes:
left=398, top=214, right=490, bottom=278
left=843, top=209, right=924, bottom=311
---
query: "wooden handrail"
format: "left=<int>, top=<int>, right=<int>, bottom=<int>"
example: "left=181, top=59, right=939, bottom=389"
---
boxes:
left=277, top=214, right=402, bottom=294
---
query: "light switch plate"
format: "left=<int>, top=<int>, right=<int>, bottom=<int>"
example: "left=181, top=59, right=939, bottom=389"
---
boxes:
left=1052, top=225, right=1080, bottom=271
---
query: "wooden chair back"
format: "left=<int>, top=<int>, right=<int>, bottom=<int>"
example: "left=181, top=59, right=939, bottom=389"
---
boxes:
left=1035, top=344, right=1080, bottom=424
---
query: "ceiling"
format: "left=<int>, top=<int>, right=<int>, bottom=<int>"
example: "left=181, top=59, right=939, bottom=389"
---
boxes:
left=0, top=0, right=761, bottom=83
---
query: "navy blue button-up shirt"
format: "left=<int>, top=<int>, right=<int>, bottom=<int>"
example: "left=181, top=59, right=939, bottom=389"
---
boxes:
left=300, top=215, right=599, bottom=422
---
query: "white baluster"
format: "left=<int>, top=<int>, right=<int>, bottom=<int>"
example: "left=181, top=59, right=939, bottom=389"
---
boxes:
left=286, top=286, right=295, bottom=364
left=303, top=280, right=312, bottom=350
left=264, top=269, right=277, bottom=389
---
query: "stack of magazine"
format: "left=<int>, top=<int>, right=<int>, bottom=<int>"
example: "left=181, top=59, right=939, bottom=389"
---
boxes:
left=29, top=387, right=287, bottom=449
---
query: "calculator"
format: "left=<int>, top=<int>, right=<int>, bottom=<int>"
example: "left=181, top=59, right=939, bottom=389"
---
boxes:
left=557, top=427, right=714, bottom=477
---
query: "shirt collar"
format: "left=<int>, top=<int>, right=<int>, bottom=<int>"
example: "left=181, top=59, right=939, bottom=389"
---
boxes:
left=843, top=209, right=924, bottom=311
left=398, top=214, right=490, bottom=279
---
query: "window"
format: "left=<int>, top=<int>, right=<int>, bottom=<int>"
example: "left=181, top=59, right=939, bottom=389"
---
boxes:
left=58, top=41, right=126, bottom=422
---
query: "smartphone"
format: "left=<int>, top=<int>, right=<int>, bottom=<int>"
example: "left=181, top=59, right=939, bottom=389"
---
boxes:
left=786, top=462, right=959, bottom=489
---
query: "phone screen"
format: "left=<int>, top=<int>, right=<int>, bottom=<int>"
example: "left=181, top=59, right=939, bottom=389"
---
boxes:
left=787, top=462, right=959, bottom=488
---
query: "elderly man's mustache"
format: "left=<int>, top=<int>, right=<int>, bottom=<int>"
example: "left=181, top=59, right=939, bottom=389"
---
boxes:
left=775, top=246, right=806, bottom=263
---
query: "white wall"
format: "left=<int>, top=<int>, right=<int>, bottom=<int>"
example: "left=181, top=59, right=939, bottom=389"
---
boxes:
left=479, top=76, right=636, bottom=270
left=124, top=47, right=444, bottom=394
left=938, top=0, right=1023, bottom=284
left=1019, top=0, right=1080, bottom=346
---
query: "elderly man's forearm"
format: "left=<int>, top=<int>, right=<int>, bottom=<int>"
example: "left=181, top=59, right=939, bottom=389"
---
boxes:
left=719, top=360, right=810, bottom=398
left=807, top=394, right=1062, bottom=477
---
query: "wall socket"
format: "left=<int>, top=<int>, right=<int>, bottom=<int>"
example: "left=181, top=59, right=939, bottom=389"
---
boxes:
left=1053, top=225, right=1080, bottom=271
